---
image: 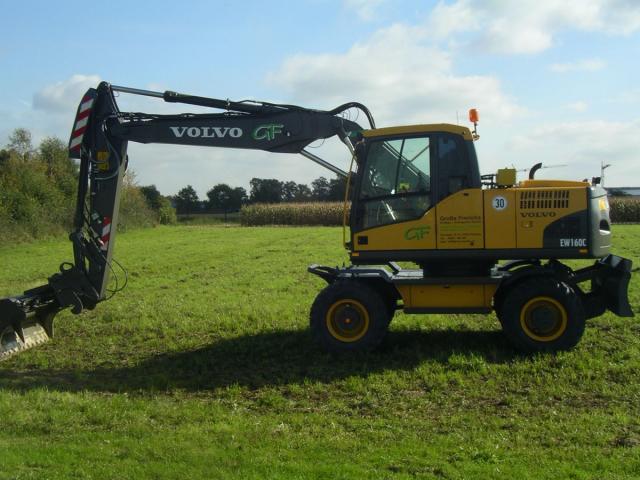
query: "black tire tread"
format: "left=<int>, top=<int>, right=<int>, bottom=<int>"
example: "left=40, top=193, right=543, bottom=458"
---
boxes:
left=310, top=280, right=390, bottom=353
left=499, top=276, right=585, bottom=353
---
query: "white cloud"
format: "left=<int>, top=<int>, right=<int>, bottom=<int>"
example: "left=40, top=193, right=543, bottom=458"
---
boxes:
left=611, top=88, right=640, bottom=104
left=268, top=23, right=522, bottom=128
left=25, top=74, right=217, bottom=139
left=33, top=74, right=101, bottom=113
left=550, top=58, right=606, bottom=72
left=427, top=0, right=640, bottom=54
left=478, top=14, right=554, bottom=54
left=506, top=120, right=640, bottom=186
left=566, top=101, right=588, bottom=112
left=426, top=0, right=479, bottom=39
left=0, top=75, right=104, bottom=148
left=594, top=0, right=640, bottom=34
left=343, top=0, right=388, bottom=21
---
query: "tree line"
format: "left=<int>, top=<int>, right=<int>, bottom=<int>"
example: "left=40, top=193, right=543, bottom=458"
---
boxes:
left=0, top=128, right=176, bottom=243
left=173, top=176, right=347, bottom=215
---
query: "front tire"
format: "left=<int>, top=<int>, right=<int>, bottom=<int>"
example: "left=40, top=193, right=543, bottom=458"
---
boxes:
left=310, top=281, right=390, bottom=353
left=498, top=277, right=585, bottom=353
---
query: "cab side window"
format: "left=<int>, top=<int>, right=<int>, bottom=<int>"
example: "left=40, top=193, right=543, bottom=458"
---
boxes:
left=437, top=134, right=471, bottom=201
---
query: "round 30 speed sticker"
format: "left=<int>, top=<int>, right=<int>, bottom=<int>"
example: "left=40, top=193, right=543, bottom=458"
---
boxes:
left=492, top=196, right=507, bottom=211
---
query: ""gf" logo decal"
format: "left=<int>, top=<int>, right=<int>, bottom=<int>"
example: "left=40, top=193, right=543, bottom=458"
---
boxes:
left=404, top=226, right=430, bottom=240
left=252, top=124, right=285, bottom=141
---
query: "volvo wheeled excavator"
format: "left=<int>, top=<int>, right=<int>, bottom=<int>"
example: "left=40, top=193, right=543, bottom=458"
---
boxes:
left=0, top=82, right=633, bottom=360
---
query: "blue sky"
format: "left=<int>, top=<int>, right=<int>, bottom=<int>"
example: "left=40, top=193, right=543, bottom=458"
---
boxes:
left=2, top=0, right=639, bottom=196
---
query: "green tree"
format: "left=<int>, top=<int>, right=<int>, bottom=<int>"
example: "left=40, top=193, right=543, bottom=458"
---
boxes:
left=39, top=137, right=77, bottom=198
left=118, top=171, right=157, bottom=230
left=281, top=181, right=298, bottom=202
left=0, top=149, right=10, bottom=167
left=0, top=130, right=161, bottom=241
left=7, top=128, right=33, bottom=160
left=232, top=187, right=248, bottom=207
left=328, top=176, right=347, bottom=201
left=249, top=178, right=282, bottom=203
left=157, top=196, right=177, bottom=225
left=175, top=185, right=200, bottom=214
left=140, top=185, right=177, bottom=224
left=207, top=184, right=246, bottom=211
left=311, top=176, right=331, bottom=201
left=282, top=181, right=314, bottom=202
left=294, top=183, right=313, bottom=202
left=140, top=185, right=164, bottom=210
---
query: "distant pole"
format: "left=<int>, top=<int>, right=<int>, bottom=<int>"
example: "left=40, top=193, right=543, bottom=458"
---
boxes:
left=601, top=161, right=611, bottom=187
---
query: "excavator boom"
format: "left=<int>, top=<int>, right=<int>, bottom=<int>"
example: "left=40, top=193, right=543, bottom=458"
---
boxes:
left=0, top=82, right=368, bottom=360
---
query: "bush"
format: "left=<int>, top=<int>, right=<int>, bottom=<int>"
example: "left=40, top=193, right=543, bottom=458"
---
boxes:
left=241, top=202, right=348, bottom=226
left=0, top=155, right=72, bottom=242
left=0, top=131, right=163, bottom=243
left=118, top=172, right=158, bottom=231
left=0, top=202, right=19, bottom=244
left=158, top=197, right=177, bottom=225
left=140, top=184, right=177, bottom=224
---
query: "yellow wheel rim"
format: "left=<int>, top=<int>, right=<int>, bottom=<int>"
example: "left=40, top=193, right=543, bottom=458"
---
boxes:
left=326, top=299, right=370, bottom=343
left=520, top=296, right=568, bottom=342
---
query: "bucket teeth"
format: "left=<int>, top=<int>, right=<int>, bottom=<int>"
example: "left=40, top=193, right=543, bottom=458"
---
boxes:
left=0, top=299, right=57, bottom=362
left=40, top=312, right=55, bottom=339
left=13, top=323, right=26, bottom=343
left=0, top=322, right=51, bottom=362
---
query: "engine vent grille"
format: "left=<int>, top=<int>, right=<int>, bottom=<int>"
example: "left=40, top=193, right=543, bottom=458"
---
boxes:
left=520, top=190, right=570, bottom=209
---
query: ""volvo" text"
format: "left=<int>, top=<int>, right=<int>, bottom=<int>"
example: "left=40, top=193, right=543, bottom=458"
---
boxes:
left=170, top=126, right=243, bottom=138
left=519, top=212, right=557, bottom=218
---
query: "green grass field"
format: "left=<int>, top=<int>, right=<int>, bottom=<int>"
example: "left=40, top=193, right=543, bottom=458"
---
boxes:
left=1, top=225, right=639, bottom=479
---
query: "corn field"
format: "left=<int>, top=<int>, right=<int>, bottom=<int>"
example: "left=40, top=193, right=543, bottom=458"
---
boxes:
left=240, top=202, right=348, bottom=226
left=239, top=198, right=640, bottom=226
left=610, top=198, right=640, bottom=223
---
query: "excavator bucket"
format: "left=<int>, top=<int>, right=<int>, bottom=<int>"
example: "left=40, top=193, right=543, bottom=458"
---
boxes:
left=0, top=296, right=57, bottom=362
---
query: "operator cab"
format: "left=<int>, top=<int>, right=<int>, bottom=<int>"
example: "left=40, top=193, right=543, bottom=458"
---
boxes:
left=351, top=124, right=481, bottom=232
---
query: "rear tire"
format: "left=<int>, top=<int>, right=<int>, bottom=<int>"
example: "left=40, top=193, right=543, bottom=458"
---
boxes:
left=499, top=277, right=585, bottom=353
left=310, top=281, right=390, bottom=353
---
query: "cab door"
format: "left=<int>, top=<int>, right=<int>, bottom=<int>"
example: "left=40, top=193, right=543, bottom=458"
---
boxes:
left=351, top=135, right=436, bottom=251
left=434, top=134, right=484, bottom=249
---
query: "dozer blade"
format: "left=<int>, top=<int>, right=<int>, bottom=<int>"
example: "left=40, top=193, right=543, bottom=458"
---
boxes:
left=0, top=297, right=57, bottom=362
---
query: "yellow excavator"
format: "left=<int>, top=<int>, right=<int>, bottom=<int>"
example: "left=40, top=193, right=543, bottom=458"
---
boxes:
left=0, top=83, right=633, bottom=360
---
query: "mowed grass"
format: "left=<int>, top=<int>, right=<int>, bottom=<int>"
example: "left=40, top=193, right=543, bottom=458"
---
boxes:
left=1, top=225, right=639, bottom=479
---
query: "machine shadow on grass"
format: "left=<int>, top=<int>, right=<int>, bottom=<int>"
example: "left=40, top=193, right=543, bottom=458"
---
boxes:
left=0, top=327, right=521, bottom=393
